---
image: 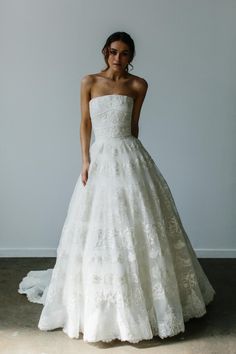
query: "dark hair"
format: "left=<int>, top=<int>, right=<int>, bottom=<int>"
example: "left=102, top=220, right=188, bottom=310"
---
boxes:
left=101, top=31, right=135, bottom=72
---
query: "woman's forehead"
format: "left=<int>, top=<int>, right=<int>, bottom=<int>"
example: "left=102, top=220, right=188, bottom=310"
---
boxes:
left=110, top=41, right=129, bottom=50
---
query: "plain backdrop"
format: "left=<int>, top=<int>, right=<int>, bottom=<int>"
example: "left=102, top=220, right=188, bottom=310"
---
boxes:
left=0, top=0, right=235, bottom=257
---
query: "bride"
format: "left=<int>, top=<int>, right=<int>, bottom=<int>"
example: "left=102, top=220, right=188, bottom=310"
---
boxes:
left=18, top=31, right=216, bottom=343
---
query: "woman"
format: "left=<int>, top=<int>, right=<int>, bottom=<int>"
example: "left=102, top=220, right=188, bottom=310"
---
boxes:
left=80, top=32, right=147, bottom=187
left=19, top=31, right=215, bottom=343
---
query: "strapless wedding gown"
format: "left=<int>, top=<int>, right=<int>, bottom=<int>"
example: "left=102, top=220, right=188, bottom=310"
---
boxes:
left=18, top=94, right=215, bottom=343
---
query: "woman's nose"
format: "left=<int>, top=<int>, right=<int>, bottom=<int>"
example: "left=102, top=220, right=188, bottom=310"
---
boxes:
left=115, top=53, right=120, bottom=60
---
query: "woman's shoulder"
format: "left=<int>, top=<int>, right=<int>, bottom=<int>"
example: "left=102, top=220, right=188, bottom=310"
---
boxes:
left=81, top=72, right=105, bottom=82
left=80, top=74, right=97, bottom=94
left=128, top=73, right=148, bottom=93
left=81, top=74, right=95, bottom=84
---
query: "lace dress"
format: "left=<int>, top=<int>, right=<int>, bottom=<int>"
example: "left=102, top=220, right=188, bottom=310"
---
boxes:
left=18, top=94, right=215, bottom=343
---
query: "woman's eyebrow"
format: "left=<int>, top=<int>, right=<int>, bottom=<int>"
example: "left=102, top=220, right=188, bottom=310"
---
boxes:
left=110, top=47, right=129, bottom=52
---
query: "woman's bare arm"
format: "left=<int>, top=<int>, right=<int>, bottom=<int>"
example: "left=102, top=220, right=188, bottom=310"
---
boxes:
left=131, top=78, right=148, bottom=138
left=80, top=75, right=92, bottom=164
left=80, top=75, right=93, bottom=185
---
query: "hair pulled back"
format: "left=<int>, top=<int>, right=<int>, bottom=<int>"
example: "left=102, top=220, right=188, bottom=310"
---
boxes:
left=101, top=31, right=135, bottom=72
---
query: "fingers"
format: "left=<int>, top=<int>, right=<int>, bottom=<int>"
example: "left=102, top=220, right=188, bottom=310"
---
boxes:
left=81, top=170, right=88, bottom=186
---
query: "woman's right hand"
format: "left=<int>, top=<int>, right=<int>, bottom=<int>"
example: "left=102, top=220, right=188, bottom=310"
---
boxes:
left=81, top=161, right=90, bottom=186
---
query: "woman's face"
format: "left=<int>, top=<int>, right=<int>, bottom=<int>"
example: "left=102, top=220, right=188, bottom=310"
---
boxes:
left=107, top=40, right=131, bottom=71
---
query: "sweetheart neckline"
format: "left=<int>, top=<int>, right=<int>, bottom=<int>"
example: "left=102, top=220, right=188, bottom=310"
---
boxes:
left=89, top=94, right=134, bottom=103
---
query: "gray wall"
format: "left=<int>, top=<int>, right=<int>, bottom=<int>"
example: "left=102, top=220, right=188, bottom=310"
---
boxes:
left=1, top=0, right=235, bottom=257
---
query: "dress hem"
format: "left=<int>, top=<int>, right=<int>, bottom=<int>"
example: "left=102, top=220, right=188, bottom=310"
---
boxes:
left=38, top=290, right=215, bottom=344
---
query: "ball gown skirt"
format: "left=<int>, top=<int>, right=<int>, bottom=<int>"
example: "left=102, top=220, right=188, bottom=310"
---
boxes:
left=18, top=94, right=215, bottom=343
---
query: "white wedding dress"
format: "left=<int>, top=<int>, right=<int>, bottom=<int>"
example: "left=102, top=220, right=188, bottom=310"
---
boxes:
left=18, top=94, right=215, bottom=343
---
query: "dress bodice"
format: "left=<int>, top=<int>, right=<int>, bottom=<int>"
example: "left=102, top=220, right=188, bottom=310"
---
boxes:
left=89, top=94, right=134, bottom=140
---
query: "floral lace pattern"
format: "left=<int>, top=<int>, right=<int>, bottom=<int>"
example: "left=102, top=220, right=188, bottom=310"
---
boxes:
left=18, top=95, right=215, bottom=343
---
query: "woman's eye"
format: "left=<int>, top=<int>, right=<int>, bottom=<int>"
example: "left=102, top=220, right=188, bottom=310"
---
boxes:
left=109, top=50, right=128, bottom=56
